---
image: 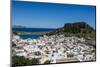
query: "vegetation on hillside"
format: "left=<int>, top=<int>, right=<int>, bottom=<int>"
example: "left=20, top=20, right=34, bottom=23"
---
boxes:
left=46, top=22, right=96, bottom=39
left=12, top=56, right=39, bottom=67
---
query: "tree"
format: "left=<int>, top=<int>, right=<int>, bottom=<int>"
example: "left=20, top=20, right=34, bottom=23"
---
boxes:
left=13, top=32, right=18, bottom=35
left=12, top=42, right=16, bottom=47
left=31, top=58, right=39, bottom=64
left=12, top=56, right=39, bottom=67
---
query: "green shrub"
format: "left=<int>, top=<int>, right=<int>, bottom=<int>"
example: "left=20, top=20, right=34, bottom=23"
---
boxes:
left=12, top=56, right=39, bottom=67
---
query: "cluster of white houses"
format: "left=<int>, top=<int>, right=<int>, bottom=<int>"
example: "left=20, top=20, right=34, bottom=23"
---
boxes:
left=12, top=35, right=96, bottom=64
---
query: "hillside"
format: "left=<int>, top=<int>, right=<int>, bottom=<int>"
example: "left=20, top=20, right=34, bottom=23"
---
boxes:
left=46, top=22, right=96, bottom=39
left=63, top=22, right=95, bottom=33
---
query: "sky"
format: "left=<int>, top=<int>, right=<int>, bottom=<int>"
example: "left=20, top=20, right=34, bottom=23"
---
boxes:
left=12, top=1, right=96, bottom=28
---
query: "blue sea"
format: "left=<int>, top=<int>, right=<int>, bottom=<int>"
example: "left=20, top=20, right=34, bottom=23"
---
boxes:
left=19, top=34, right=43, bottom=39
left=13, top=28, right=56, bottom=32
left=13, top=28, right=56, bottom=39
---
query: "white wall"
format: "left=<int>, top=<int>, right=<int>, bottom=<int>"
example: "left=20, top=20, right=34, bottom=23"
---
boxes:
left=0, top=0, right=100, bottom=67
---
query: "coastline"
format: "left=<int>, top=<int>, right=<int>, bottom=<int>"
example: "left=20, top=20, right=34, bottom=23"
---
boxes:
left=15, top=31, right=51, bottom=35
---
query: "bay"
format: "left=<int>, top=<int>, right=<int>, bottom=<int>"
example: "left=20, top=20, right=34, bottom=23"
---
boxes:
left=13, top=28, right=56, bottom=39
left=19, top=34, right=43, bottom=39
